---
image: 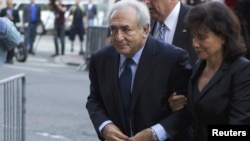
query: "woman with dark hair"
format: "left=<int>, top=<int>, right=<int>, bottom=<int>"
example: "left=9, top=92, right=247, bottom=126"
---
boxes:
left=168, top=2, right=250, bottom=141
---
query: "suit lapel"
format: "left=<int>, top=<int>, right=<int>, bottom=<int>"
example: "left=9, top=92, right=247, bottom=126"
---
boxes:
left=105, top=49, right=126, bottom=124
left=190, top=61, right=229, bottom=102
left=172, top=4, right=189, bottom=45
left=131, top=36, right=158, bottom=112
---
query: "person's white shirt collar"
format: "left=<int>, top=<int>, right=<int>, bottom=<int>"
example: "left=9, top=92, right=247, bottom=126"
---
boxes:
left=157, top=1, right=181, bottom=43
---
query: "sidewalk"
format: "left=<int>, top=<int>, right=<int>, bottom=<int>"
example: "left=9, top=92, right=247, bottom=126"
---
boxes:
left=33, top=35, right=87, bottom=67
left=53, top=54, right=85, bottom=66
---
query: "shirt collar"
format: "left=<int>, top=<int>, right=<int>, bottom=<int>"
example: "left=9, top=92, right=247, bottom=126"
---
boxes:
left=119, top=46, right=144, bottom=68
left=162, top=1, right=180, bottom=32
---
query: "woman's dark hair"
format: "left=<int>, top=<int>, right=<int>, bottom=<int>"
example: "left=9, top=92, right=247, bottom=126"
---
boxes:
left=184, top=1, right=246, bottom=62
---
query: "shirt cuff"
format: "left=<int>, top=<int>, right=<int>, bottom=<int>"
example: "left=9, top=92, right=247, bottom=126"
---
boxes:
left=98, top=120, right=113, bottom=136
left=151, top=124, right=169, bottom=141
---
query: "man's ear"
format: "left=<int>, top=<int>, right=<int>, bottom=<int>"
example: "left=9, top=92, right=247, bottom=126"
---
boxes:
left=143, top=23, right=150, bottom=35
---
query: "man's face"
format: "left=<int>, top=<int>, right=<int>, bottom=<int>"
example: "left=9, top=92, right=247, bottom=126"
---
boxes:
left=75, top=0, right=80, bottom=5
left=109, top=7, right=148, bottom=58
left=143, top=0, right=173, bottom=22
left=7, top=0, right=13, bottom=8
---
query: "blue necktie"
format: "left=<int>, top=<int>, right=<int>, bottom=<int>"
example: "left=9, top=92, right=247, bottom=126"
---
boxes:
left=119, top=58, right=133, bottom=131
left=158, top=23, right=166, bottom=41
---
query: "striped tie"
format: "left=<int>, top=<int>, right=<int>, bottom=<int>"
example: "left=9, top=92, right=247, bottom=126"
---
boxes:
left=158, top=23, right=166, bottom=41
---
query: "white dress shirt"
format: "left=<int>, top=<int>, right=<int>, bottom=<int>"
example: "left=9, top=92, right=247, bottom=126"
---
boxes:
left=154, top=1, right=181, bottom=44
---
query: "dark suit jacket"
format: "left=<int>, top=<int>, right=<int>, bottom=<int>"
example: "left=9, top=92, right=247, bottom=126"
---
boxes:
left=186, top=57, right=250, bottom=141
left=23, top=4, right=41, bottom=25
left=86, top=36, right=192, bottom=141
left=0, top=8, right=20, bottom=25
left=84, top=3, right=97, bottom=19
left=150, top=3, right=197, bottom=66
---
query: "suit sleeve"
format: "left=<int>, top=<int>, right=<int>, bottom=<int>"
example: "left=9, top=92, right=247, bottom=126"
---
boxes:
left=0, top=9, right=5, bottom=17
left=230, top=60, right=250, bottom=124
left=86, top=54, right=111, bottom=140
left=170, top=48, right=192, bottom=95
left=160, top=49, right=192, bottom=139
left=23, top=6, right=28, bottom=24
left=13, top=10, right=20, bottom=24
left=38, top=6, right=41, bottom=23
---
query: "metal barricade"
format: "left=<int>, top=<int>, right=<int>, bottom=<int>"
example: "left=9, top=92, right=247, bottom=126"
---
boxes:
left=78, top=26, right=108, bottom=71
left=0, top=73, right=26, bottom=141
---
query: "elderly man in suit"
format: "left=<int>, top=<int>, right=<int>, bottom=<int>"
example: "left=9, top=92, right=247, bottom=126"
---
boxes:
left=86, top=0, right=192, bottom=141
left=143, top=0, right=197, bottom=66
left=23, top=0, right=41, bottom=55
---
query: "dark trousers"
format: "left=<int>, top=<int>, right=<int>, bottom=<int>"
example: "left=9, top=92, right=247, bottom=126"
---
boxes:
left=24, top=23, right=37, bottom=53
left=53, top=24, right=65, bottom=55
left=6, top=48, right=15, bottom=62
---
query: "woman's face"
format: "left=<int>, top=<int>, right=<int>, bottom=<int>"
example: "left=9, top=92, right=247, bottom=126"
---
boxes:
left=192, top=29, right=225, bottom=61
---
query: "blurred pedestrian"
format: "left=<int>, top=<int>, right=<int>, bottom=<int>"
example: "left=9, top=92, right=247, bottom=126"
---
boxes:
left=168, top=2, right=250, bottom=141
left=0, top=0, right=20, bottom=64
left=0, top=17, right=21, bottom=66
left=49, top=0, right=67, bottom=57
left=23, top=0, right=41, bottom=55
left=85, top=0, right=97, bottom=27
left=68, top=0, right=87, bottom=55
left=86, top=1, right=192, bottom=141
left=143, top=0, right=197, bottom=66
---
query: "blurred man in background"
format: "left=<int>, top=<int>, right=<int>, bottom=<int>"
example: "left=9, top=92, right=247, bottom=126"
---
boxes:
left=23, top=0, right=41, bottom=55
left=143, top=0, right=197, bottom=66
left=85, top=0, right=97, bottom=27
left=68, top=0, right=86, bottom=55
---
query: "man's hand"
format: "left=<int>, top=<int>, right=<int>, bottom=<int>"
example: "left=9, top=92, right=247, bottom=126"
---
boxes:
left=6, top=15, right=14, bottom=21
left=129, top=128, right=152, bottom=141
left=168, top=92, right=187, bottom=111
left=102, top=123, right=130, bottom=141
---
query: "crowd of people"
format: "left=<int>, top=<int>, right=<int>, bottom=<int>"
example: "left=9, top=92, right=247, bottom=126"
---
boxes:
left=0, top=0, right=98, bottom=64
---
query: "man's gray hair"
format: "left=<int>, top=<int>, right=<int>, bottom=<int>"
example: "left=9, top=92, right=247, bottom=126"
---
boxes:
left=108, top=0, right=150, bottom=28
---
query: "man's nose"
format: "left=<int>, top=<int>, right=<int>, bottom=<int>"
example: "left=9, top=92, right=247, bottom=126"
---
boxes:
left=115, top=30, right=124, bottom=41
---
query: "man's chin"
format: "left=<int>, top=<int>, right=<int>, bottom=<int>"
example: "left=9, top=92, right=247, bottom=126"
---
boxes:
left=149, top=12, right=158, bottom=19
